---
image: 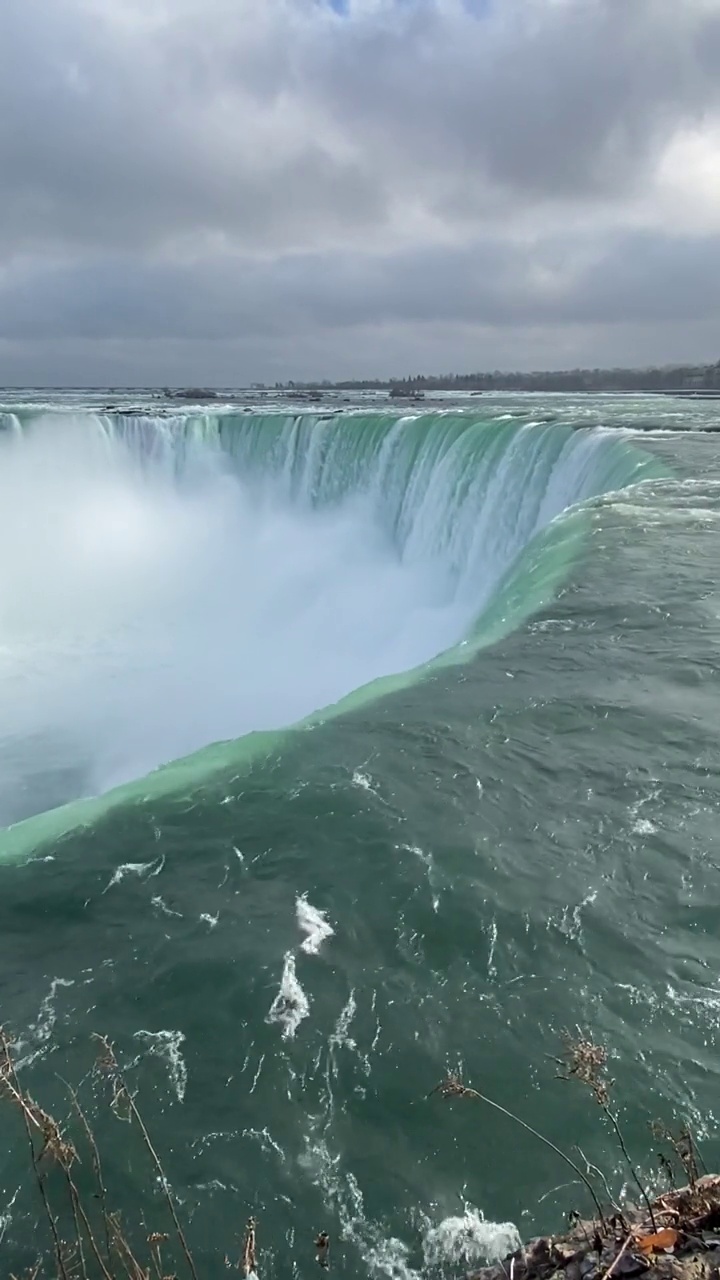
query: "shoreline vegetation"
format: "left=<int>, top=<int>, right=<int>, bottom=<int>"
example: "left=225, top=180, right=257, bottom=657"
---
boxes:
left=240, top=360, right=720, bottom=397
left=153, top=364, right=720, bottom=402
left=2, top=1028, right=719, bottom=1280
left=4, top=362, right=720, bottom=402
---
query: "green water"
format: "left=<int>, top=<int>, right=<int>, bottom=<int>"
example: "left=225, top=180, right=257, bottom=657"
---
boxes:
left=1, top=394, right=720, bottom=1278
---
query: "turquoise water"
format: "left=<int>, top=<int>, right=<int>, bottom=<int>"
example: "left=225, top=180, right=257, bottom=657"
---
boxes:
left=1, top=393, right=719, bottom=1278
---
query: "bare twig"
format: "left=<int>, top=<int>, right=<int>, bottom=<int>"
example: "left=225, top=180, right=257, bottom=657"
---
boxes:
left=148, top=1231, right=169, bottom=1280
left=1, top=1044, right=115, bottom=1280
left=1, top=1027, right=72, bottom=1280
left=689, top=1130, right=708, bottom=1177
left=651, top=1120, right=708, bottom=1191
left=106, top=1213, right=149, bottom=1280
left=604, top=1108, right=657, bottom=1231
left=558, top=1035, right=657, bottom=1230
left=65, top=1172, right=90, bottom=1280
left=10, top=1262, right=43, bottom=1280
left=535, top=1181, right=581, bottom=1209
left=66, top=1176, right=116, bottom=1280
left=576, top=1147, right=625, bottom=1221
left=94, top=1035, right=199, bottom=1280
left=2, top=1026, right=205, bottom=1280
left=63, top=1077, right=113, bottom=1268
left=429, top=1073, right=606, bottom=1226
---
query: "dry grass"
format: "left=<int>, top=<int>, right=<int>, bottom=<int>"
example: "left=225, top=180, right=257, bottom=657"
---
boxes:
left=1, top=1028, right=334, bottom=1279
left=554, top=1033, right=658, bottom=1230
left=0, top=1026, right=205, bottom=1280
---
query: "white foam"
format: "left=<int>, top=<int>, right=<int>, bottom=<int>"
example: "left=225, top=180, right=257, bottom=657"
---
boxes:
left=267, top=952, right=310, bottom=1039
left=0, top=1186, right=21, bottom=1247
left=296, top=894, right=334, bottom=956
left=103, top=855, right=165, bottom=893
left=240, top=1126, right=286, bottom=1162
left=401, top=843, right=441, bottom=912
left=628, top=787, right=661, bottom=838
left=300, top=1135, right=520, bottom=1280
left=551, top=888, right=598, bottom=943
left=487, top=917, right=498, bottom=979
left=134, top=1029, right=188, bottom=1103
left=151, top=894, right=183, bottom=918
left=330, top=990, right=357, bottom=1052
left=423, top=1208, right=521, bottom=1268
left=632, top=817, right=657, bottom=835
left=16, top=976, right=75, bottom=1067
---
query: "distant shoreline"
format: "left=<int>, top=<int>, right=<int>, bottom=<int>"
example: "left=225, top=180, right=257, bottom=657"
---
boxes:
left=231, top=360, right=720, bottom=397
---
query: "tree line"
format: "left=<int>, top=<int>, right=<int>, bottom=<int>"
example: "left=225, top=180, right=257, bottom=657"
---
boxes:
left=271, top=360, right=720, bottom=394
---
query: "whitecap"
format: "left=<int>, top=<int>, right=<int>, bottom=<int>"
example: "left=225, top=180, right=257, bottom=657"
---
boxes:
left=267, top=952, right=310, bottom=1039
left=15, top=976, right=75, bottom=1067
left=329, top=990, right=357, bottom=1053
left=423, top=1207, right=521, bottom=1269
left=103, top=854, right=165, bottom=893
left=296, top=893, right=334, bottom=956
left=134, top=1028, right=188, bottom=1103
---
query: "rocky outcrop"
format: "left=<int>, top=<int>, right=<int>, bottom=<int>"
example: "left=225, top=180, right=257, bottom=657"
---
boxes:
left=469, top=1178, right=720, bottom=1280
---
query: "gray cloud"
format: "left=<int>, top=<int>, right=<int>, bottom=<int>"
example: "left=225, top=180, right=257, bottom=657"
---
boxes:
left=310, top=0, right=720, bottom=204
left=1, top=0, right=720, bottom=382
left=3, top=229, right=720, bottom=341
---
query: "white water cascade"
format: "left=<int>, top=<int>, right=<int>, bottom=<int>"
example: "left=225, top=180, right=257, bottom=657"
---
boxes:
left=0, top=409, right=660, bottom=827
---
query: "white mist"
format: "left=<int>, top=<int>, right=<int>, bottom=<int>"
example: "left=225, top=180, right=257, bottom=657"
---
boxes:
left=0, top=416, right=474, bottom=821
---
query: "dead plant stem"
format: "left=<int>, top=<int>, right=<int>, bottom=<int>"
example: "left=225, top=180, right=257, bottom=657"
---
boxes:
left=438, top=1081, right=606, bottom=1227
left=94, top=1036, right=199, bottom=1280
left=603, top=1108, right=657, bottom=1231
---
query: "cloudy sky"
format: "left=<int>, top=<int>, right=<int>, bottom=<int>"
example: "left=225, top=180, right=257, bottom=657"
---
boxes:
left=1, top=0, right=720, bottom=385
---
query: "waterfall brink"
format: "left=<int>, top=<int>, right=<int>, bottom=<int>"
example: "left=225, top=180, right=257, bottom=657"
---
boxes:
left=0, top=408, right=663, bottom=855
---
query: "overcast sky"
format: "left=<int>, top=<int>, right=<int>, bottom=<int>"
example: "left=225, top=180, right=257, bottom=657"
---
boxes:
left=1, top=0, right=720, bottom=385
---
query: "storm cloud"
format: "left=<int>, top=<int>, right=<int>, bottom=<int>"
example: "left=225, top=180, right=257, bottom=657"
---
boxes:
left=1, top=0, right=720, bottom=383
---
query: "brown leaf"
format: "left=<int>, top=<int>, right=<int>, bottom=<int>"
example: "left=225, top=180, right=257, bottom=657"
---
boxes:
left=634, top=1229, right=678, bottom=1255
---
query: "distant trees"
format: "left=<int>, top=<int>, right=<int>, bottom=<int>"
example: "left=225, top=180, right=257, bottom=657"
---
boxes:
left=273, top=361, right=720, bottom=395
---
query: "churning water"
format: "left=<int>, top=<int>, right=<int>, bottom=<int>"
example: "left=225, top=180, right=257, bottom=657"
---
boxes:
left=1, top=392, right=719, bottom=1280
